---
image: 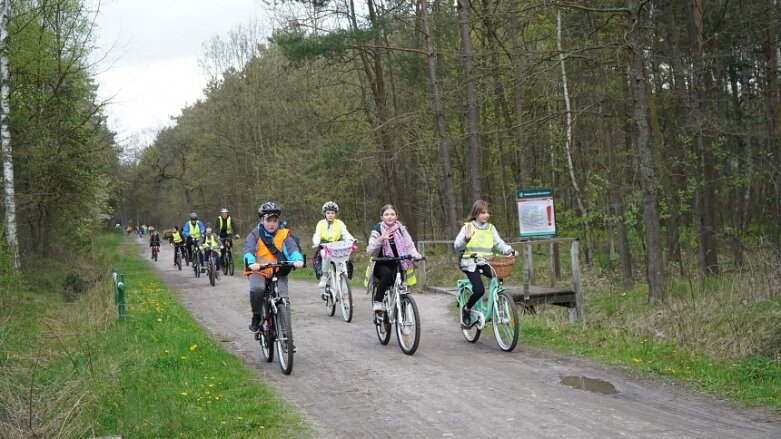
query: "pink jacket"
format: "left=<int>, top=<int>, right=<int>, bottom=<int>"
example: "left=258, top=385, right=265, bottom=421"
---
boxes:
left=365, top=222, right=421, bottom=294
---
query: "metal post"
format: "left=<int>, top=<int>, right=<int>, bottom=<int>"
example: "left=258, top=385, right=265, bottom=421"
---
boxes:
left=419, top=241, right=427, bottom=288
left=116, top=273, right=127, bottom=320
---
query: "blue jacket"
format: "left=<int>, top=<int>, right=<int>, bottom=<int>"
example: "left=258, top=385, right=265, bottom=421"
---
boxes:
left=182, top=220, right=205, bottom=239
left=243, top=223, right=303, bottom=266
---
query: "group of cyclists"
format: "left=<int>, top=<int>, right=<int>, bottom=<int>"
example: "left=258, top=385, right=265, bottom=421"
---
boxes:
left=147, top=198, right=517, bottom=338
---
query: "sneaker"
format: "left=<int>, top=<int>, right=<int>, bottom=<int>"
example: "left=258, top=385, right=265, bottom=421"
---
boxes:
left=318, top=274, right=328, bottom=288
left=461, top=306, right=471, bottom=326
left=373, top=301, right=385, bottom=312
left=201, top=268, right=206, bottom=274
left=248, top=315, right=261, bottom=333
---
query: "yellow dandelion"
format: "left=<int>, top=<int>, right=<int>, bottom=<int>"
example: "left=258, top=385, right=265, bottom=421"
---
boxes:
left=215, top=396, right=221, bottom=400
left=180, top=356, right=187, bottom=360
left=180, top=391, right=188, bottom=396
left=221, top=421, right=227, bottom=425
left=164, top=350, right=169, bottom=354
left=190, top=344, right=198, bottom=351
left=157, top=318, right=162, bottom=322
left=632, top=358, right=642, bottom=364
left=236, top=416, right=244, bottom=420
left=208, top=383, right=215, bottom=388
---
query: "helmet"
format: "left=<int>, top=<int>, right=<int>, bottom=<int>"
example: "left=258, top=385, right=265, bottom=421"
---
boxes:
left=189, top=212, right=198, bottom=220
left=258, top=202, right=281, bottom=218
left=220, top=208, right=229, bottom=214
left=322, top=201, right=339, bottom=214
left=148, top=225, right=155, bottom=231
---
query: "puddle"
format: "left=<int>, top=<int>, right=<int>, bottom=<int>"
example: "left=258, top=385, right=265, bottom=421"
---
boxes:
left=559, top=376, right=618, bottom=395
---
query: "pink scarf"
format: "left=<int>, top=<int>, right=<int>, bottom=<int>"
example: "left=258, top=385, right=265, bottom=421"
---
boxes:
left=380, top=221, right=411, bottom=270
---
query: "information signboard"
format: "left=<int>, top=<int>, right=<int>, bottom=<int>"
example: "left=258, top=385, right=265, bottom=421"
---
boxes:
left=517, top=189, right=556, bottom=238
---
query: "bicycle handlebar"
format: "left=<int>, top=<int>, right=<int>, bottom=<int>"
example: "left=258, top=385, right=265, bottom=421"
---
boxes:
left=245, top=257, right=308, bottom=272
left=372, top=255, right=426, bottom=262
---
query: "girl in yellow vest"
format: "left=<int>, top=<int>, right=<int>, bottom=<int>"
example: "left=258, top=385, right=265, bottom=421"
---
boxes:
left=453, top=200, right=518, bottom=326
left=312, top=201, right=355, bottom=289
left=201, top=224, right=224, bottom=274
left=170, top=225, right=185, bottom=267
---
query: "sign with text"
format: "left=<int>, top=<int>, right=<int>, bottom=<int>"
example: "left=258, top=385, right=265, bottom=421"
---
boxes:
left=517, top=189, right=556, bottom=238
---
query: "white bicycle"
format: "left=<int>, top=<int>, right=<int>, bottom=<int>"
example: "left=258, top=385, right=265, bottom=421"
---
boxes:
left=319, top=240, right=354, bottom=322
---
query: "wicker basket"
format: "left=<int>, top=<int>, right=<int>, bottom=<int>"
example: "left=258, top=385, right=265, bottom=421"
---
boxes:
left=323, top=240, right=353, bottom=258
left=488, top=255, right=515, bottom=279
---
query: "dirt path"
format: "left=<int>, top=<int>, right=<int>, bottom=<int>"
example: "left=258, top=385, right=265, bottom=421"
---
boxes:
left=141, top=241, right=779, bottom=438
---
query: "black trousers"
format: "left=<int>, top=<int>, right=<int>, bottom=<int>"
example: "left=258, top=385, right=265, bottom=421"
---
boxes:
left=464, top=264, right=493, bottom=309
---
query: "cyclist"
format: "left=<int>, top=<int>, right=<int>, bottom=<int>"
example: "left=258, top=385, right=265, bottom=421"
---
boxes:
left=148, top=226, right=160, bottom=258
left=169, top=225, right=185, bottom=267
left=182, top=212, right=205, bottom=264
left=202, top=223, right=224, bottom=275
left=312, top=201, right=355, bottom=289
left=243, top=202, right=304, bottom=332
left=217, top=207, right=240, bottom=266
left=366, top=204, right=423, bottom=312
left=453, top=199, right=518, bottom=326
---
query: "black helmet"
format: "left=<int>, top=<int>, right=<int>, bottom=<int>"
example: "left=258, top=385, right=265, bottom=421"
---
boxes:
left=322, top=201, right=339, bottom=214
left=189, top=212, right=198, bottom=220
left=258, top=202, right=281, bottom=218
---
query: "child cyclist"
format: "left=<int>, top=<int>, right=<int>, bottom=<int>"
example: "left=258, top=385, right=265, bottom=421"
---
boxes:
left=366, top=204, right=423, bottom=312
left=453, top=199, right=518, bottom=326
left=243, top=202, right=304, bottom=333
left=148, top=226, right=160, bottom=258
left=169, top=225, right=186, bottom=267
left=201, top=223, right=224, bottom=275
left=312, top=201, right=355, bottom=290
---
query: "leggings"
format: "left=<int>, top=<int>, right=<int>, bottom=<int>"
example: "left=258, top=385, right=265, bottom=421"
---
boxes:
left=372, top=261, right=396, bottom=303
left=464, top=264, right=493, bottom=309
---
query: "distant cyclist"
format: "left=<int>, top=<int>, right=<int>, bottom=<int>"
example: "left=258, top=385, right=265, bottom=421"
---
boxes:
left=312, top=201, right=355, bottom=289
left=170, top=225, right=185, bottom=267
left=148, top=226, right=160, bottom=258
left=202, top=223, right=224, bottom=275
left=217, top=208, right=240, bottom=266
left=243, top=202, right=304, bottom=332
left=182, top=212, right=205, bottom=264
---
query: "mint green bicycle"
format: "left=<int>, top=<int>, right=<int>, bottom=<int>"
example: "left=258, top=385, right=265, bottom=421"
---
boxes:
left=455, top=254, right=520, bottom=352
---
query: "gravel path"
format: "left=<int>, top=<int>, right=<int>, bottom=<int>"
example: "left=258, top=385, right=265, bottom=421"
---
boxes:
left=142, top=241, right=780, bottom=438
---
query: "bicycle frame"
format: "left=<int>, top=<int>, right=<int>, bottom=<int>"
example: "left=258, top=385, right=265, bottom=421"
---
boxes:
left=456, top=276, right=501, bottom=329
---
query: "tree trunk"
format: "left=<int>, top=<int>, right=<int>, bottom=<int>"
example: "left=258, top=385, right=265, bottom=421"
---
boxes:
left=557, top=10, right=591, bottom=263
left=420, top=0, right=458, bottom=237
left=0, top=0, right=19, bottom=269
left=686, top=0, right=719, bottom=275
left=456, top=0, right=481, bottom=201
left=627, top=0, right=665, bottom=304
left=764, top=0, right=781, bottom=250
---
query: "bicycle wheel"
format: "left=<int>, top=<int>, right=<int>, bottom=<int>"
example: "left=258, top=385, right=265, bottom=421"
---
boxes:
left=153, top=248, right=158, bottom=261
left=338, top=273, right=353, bottom=323
left=222, top=251, right=229, bottom=275
left=492, top=290, right=520, bottom=352
left=259, top=305, right=274, bottom=363
left=194, top=254, right=201, bottom=278
left=175, top=251, right=182, bottom=271
left=275, top=302, right=294, bottom=375
left=374, top=310, right=391, bottom=345
left=458, top=288, right=481, bottom=343
left=395, top=294, right=421, bottom=355
left=208, top=257, right=216, bottom=286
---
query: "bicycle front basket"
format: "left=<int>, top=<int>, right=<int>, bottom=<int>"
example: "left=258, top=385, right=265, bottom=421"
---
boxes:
left=488, top=255, right=515, bottom=279
left=323, top=240, right=353, bottom=258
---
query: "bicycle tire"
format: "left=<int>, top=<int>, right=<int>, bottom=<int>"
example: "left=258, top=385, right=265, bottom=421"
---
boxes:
left=375, top=310, right=392, bottom=345
left=457, top=287, right=481, bottom=343
left=153, top=248, right=158, bottom=262
left=339, top=272, right=353, bottom=323
left=395, top=294, right=421, bottom=355
left=222, top=255, right=229, bottom=275
left=193, top=253, right=201, bottom=278
left=228, top=257, right=234, bottom=276
left=492, top=290, right=520, bottom=352
left=208, top=257, right=215, bottom=286
left=275, top=302, right=294, bottom=375
left=259, top=304, right=274, bottom=363
left=175, top=251, right=182, bottom=271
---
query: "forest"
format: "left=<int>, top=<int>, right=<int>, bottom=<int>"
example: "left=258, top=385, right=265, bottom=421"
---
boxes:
left=115, top=0, right=781, bottom=305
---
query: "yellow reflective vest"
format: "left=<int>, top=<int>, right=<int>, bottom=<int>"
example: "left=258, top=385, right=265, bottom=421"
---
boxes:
left=316, top=219, right=345, bottom=243
left=464, top=222, right=495, bottom=257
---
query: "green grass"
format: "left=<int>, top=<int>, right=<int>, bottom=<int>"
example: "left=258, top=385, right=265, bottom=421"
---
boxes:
left=0, top=233, right=311, bottom=438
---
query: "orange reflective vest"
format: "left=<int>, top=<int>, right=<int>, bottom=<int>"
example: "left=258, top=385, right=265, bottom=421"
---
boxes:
left=244, top=228, right=289, bottom=278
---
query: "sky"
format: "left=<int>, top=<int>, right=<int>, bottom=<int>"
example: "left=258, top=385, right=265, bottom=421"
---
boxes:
left=91, top=0, right=273, bottom=145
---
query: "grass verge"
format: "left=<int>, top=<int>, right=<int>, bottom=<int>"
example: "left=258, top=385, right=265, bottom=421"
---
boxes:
left=0, top=233, right=310, bottom=438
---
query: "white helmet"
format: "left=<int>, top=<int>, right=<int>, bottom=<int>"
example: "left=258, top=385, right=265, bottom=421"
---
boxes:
left=220, top=208, right=229, bottom=214
left=322, top=201, right=339, bottom=214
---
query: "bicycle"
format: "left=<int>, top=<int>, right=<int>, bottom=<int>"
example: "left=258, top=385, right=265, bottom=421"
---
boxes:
left=319, top=240, right=354, bottom=322
left=205, top=248, right=220, bottom=286
left=191, top=244, right=203, bottom=278
left=371, top=255, right=423, bottom=355
left=221, top=235, right=239, bottom=276
left=250, top=260, right=302, bottom=375
left=456, top=254, right=520, bottom=352
left=151, top=245, right=159, bottom=262
left=173, top=243, right=187, bottom=270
